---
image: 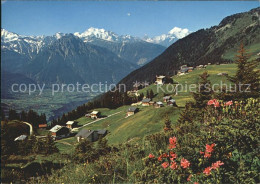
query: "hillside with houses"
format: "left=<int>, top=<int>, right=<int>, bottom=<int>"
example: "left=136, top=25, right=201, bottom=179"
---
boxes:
left=1, top=6, right=260, bottom=183
left=2, top=43, right=259, bottom=182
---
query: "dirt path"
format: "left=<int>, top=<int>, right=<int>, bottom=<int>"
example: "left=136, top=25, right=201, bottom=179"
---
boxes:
left=21, top=121, right=33, bottom=135
left=81, top=111, right=122, bottom=127
left=56, top=140, right=72, bottom=146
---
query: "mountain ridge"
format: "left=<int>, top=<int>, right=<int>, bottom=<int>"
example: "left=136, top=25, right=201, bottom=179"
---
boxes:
left=21, top=34, right=137, bottom=84
left=118, top=7, right=260, bottom=89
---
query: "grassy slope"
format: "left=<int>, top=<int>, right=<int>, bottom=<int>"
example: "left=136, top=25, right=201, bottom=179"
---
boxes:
left=223, top=43, right=260, bottom=61
left=57, top=64, right=237, bottom=152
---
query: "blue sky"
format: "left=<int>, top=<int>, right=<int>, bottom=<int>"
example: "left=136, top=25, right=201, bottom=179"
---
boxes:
left=2, top=1, right=259, bottom=37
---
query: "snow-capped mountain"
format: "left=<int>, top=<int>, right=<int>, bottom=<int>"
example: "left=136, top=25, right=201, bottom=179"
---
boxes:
left=144, top=27, right=191, bottom=47
left=72, top=27, right=166, bottom=66
left=1, top=26, right=190, bottom=58
left=1, top=29, right=65, bottom=58
left=74, top=27, right=139, bottom=43
left=1, top=26, right=190, bottom=68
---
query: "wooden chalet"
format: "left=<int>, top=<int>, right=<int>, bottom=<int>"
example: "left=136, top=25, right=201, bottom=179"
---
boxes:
left=163, top=96, right=172, bottom=102
left=155, top=75, right=166, bottom=85
left=167, top=99, right=177, bottom=106
left=75, top=129, right=107, bottom=142
left=90, top=111, right=101, bottom=119
left=155, top=101, right=164, bottom=108
left=50, top=125, right=70, bottom=138
left=142, top=98, right=151, bottom=106
left=127, top=107, right=138, bottom=116
left=149, top=101, right=155, bottom=106
left=66, top=121, right=78, bottom=129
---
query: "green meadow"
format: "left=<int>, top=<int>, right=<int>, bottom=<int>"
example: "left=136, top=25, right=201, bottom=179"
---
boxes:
left=57, top=64, right=238, bottom=152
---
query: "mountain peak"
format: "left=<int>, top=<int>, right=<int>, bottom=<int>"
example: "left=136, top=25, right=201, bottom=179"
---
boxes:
left=74, top=27, right=119, bottom=42
left=1, top=29, right=20, bottom=42
left=55, top=32, right=66, bottom=39
left=143, top=27, right=190, bottom=47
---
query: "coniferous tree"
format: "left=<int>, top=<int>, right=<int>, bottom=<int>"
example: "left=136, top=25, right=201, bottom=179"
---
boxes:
left=44, top=134, right=58, bottom=155
left=192, top=71, right=213, bottom=108
left=74, top=139, right=96, bottom=162
left=149, top=89, right=154, bottom=99
left=20, top=110, right=27, bottom=122
left=228, top=43, right=260, bottom=99
left=27, top=110, right=39, bottom=128
left=164, top=115, right=173, bottom=132
left=146, top=90, right=150, bottom=99
left=97, top=137, right=110, bottom=155
left=8, top=109, right=19, bottom=121
left=1, top=121, right=12, bottom=156
left=139, top=93, right=144, bottom=101
left=1, top=109, right=5, bottom=121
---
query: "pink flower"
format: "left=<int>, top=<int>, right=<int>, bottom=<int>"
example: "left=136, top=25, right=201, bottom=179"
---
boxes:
left=168, top=137, right=177, bottom=149
left=181, top=158, right=190, bottom=169
left=162, top=162, right=169, bottom=169
left=149, top=154, right=155, bottom=158
left=169, top=151, right=177, bottom=159
left=207, top=99, right=220, bottom=107
left=194, top=182, right=199, bottom=184
left=205, top=143, right=215, bottom=153
left=204, top=152, right=211, bottom=158
left=170, top=161, right=178, bottom=170
left=203, top=167, right=212, bottom=175
left=200, top=144, right=215, bottom=158
left=214, top=101, right=220, bottom=107
left=158, top=156, right=162, bottom=161
left=161, top=153, right=169, bottom=158
left=225, top=100, right=233, bottom=106
left=211, top=161, right=224, bottom=170
left=207, top=100, right=215, bottom=105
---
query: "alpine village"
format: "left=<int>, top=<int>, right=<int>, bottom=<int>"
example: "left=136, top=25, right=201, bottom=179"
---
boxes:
left=1, top=6, right=260, bottom=184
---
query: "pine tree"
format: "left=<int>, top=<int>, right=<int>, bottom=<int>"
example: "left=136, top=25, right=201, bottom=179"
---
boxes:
left=27, top=110, right=39, bottom=128
left=192, top=71, right=213, bottom=108
left=1, top=109, right=5, bottom=121
left=20, top=110, right=27, bottom=122
left=139, top=93, right=144, bottom=101
left=75, top=139, right=93, bottom=154
left=164, top=115, right=173, bottom=132
left=228, top=43, right=260, bottom=99
left=44, top=134, right=58, bottom=155
left=97, top=137, right=109, bottom=155
left=146, top=90, right=150, bottom=99
left=1, top=121, right=11, bottom=155
left=8, top=109, right=19, bottom=121
left=149, top=89, right=154, bottom=99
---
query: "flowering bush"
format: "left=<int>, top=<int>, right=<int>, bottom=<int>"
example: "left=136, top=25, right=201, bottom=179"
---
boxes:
left=134, top=98, right=259, bottom=183
left=140, top=137, right=225, bottom=183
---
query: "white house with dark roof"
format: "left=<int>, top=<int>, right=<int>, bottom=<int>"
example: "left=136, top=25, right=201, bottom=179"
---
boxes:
left=155, top=75, right=166, bottom=85
left=90, top=111, right=100, bottom=119
left=163, top=96, right=172, bottom=102
left=66, top=121, right=78, bottom=129
left=155, top=101, right=164, bottom=108
left=50, top=125, right=70, bottom=138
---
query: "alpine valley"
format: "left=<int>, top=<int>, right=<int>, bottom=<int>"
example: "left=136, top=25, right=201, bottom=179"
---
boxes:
left=1, top=4, right=260, bottom=184
left=1, top=26, right=189, bottom=120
